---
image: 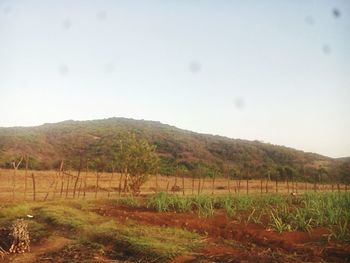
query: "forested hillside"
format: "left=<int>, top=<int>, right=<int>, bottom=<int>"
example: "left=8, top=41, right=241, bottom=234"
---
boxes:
left=0, top=118, right=348, bottom=183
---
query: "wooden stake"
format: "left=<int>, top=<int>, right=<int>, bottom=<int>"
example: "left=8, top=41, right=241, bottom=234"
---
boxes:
left=24, top=156, right=28, bottom=200
left=211, top=175, right=215, bottom=195
left=118, top=172, right=123, bottom=197
left=12, top=156, right=23, bottom=200
left=73, top=158, right=82, bottom=199
left=246, top=179, right=249, bottom=194
left=182, top=173, right=185, bottom=196
left=108, top=165, right=114, bottom=198
left=31, top=173, right=36, bottom=201
left=197, top=177, right=201, bottom=195
left=95, top=172, right=100, bottom=199
left=275, top=180, right=278, bottom=193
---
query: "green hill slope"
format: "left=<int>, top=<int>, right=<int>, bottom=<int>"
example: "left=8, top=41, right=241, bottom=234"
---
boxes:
left=0, top=117, right=348, bottom=182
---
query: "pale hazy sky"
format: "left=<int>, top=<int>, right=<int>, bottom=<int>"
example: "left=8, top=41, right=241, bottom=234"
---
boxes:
left=0, top=0, right=349, bottom=158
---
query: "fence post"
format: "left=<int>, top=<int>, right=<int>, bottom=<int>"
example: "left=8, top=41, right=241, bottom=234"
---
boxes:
left=275, top=180, right=278, bottom=193
left=182, top=173, right=185, bottom=196
left=192, top=174, right=195, bottom=195
left=73, top=159, right=82, bottom=199
left=119, top=172, right=123, bottom=197
left=211, top=175, right=215, bottom=195
left=197, top=177, right=201, bottom=195
left=31, top=173, right=36, bottom=201
left=24, top=156, right=28, bottom=201
left=95, top=172, right=100, bottom=199
left=65, top=173, right=70, bottom=199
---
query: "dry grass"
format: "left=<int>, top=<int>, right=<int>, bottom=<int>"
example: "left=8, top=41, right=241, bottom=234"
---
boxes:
left=0, top=169, right=348, bottom=202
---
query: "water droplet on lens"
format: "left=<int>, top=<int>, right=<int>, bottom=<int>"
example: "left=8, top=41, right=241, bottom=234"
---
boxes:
left=189, top=61, right=201, bottom=73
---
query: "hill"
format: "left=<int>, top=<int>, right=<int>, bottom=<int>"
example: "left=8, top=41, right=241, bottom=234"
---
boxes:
left=0, top=117, right=349, bottom=182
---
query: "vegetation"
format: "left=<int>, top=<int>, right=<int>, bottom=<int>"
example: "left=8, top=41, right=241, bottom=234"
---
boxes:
left=145, top=192, right=350, bottom=240
left=0, top=201, right=202, bottom=262
left=0, top=117, right=348, bottom=182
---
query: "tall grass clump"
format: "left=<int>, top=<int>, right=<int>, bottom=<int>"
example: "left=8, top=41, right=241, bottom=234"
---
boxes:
left=147, top=192, right=173, bottom=212
left=191, top=195, right=214, bottom=217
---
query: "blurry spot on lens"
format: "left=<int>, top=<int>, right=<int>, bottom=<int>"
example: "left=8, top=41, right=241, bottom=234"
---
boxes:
left=233, top=98, right=245, bottom=110
left=332, top=8, right=340, bottom=18
left=305, top=16, right=314, bottom=25
left=322, top=45, right=331, bottom=55
left=62, top=19, right=72, bottom=30
left=104, top=62, right=115, bottom=73
left=97, top=10, right=107, bottom=21
left=189, top=61, right=201, bottom=73
left=3, top=5, right=11, bottom=15
left=58, top=65, right=69, bottom=76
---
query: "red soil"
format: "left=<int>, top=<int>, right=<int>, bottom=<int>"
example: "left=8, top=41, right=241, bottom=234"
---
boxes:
left=96, top=205, right=350, bottom=263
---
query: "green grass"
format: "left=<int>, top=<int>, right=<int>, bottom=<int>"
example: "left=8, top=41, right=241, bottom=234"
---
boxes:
left=0, top=200, right=203, bottom=262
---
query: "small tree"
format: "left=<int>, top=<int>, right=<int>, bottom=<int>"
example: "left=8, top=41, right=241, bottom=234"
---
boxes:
left=120, top=133, right=159, bottom=195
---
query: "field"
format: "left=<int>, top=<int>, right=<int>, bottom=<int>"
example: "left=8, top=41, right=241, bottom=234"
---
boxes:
left=0, top=169, right=348, bottom=202
left=1, top=169, right=350, bottom=262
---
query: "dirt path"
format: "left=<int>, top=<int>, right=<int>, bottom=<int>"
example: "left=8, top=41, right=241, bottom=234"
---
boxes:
left=97, top=205, right=350, bottom=263
left=5, top=236, right=72, bottom=263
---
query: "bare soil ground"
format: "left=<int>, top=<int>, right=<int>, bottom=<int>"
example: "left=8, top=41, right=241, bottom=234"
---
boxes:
left=2, top=203, right=349, bottom=263
left=93, top=205, right=350, bottom=263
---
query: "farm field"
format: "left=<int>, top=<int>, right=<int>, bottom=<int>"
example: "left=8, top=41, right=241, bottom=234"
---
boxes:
left=1, top=192, right=350, bottom=262
left=0, top=169, right=348, bottom=202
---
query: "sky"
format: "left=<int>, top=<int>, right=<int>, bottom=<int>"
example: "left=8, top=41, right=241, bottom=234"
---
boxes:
left=0, top=0, right=349, bottom=158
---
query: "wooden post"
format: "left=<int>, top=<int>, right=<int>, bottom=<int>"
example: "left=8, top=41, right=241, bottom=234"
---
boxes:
left=260, top=179, right=263, bottom=194
left=60, top=172, right=65, bottom=198
left=295, top=181, right=298, bottom=194
left=24, top=156, right=28, bottom=200
left=65, top=172, right=70, bottom=199
left=197, top=177, right=201, bottom=195
left=211, top=175, right=215, bottom=195
left=182, top=172, right=185, bottom=196
left=246, top=179, right=249, bottom=194
left=201, top=177, right=206, bottom=192
left=227, top=174, right=231, bottom=194
left=118, top=172, right=123, bottom=197
left=155, top=172, right=159, bottom=193
left=337, top=183, right=340, bottom=193
left=287, top=179, right=289, bottom=193
left=174, top=170, right=178, bottom=188
left=54, top=161, right=64, bottom=200
left=77, top=177, right=83, bottom=198
left=192, top=174, right=195, bottom=195
left=83, top=160, right=88, bottom=198
left=31, top=173, right=36, bottom=201
left=73, top=158, right=82, bottom=199
left=95, top=172, right=100, bottom=199
left=166, top=180, right=170, bottom=193
left=275, top=180, right=278, bottom=193
left=265, top=178, right=268, bottom=193
left=44, top=179, right=56, bottom=201
left=12, top=156, right=24, bottom=200
left=107, top=165, right=114, bottom=199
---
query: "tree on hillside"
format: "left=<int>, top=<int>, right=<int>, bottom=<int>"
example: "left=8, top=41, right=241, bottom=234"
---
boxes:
left=118, top=133, right=159, bottom=195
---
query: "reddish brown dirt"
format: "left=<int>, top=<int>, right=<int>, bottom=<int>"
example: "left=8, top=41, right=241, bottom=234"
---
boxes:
left=96, top=205, right=350, bottom=263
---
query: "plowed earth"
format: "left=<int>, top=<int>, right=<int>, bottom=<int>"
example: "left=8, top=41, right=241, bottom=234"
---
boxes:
left=96, top=205, right=350, bottom=263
